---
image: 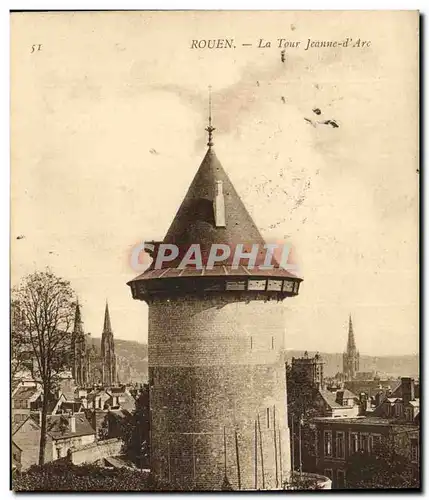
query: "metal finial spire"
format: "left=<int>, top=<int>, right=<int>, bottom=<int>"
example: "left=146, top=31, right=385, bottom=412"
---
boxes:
left=205, top=85, right=215, bottom=148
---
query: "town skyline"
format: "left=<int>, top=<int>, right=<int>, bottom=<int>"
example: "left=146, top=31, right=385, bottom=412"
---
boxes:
left=11, top=11, right=418, bottom=356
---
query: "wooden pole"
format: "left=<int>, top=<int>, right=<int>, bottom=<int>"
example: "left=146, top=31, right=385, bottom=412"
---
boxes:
left=254, top=420, right=258, bottom=489
left=192, top=433, right=196, bottom=487
left=278, top=429, right=283, bottom=487
left=257, top=414, right=265, bottom=489
left=235, top=429, right=241, bottom=490
left=167, top=436, right=171, bottom=483
left=299, top=416, right=302, bottom=476
left=223, top=426, right=227, bottom=477
left=273, top=406, right=278, bottom=488
left=291, top=417, right=295, bottom=474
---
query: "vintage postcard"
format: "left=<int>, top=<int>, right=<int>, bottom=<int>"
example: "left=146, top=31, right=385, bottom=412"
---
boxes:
left=10, top=10, right=419, bottom=491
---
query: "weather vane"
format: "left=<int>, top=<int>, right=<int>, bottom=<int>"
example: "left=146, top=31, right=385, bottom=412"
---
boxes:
left=205, top=85, right=215, bottom=148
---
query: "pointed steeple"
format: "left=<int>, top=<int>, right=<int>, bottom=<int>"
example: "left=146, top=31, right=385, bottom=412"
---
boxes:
left=103, top=301, right=112, bottom=334
left=73, top=299, right=84, bottom=335
left=163, top=148, right=265, bottom=252
left=101, top=301, right=116, bottom=387
left=343, top=313, right=359, bottom=381
left=347, top=314, right=356, bottom=351
left=72, top=298, right=86, bottom=386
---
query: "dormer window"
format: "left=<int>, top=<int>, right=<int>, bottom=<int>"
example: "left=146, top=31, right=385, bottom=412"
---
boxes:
left=213, top=180, right=226, bottom=227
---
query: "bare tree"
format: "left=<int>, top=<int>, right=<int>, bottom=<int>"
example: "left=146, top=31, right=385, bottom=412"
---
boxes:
left=11, top=299, right=31, bottom=378
left=12, top=269, right=76, bottom=465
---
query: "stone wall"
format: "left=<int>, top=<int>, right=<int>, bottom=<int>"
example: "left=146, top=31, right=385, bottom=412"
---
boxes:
left=68, top=438, right=123, bottom=465
left=148, top=295, right=291, bottom=490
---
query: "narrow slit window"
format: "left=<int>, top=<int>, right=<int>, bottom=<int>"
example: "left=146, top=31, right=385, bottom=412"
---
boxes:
left=267, top=407, right=270, bottom=428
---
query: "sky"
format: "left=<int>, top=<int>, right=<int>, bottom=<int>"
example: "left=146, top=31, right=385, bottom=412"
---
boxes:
left=11, top=11, right=419, bottom=355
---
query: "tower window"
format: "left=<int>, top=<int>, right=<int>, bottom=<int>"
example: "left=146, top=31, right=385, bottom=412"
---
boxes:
left=271, top=336, right=274, bottom=349
left=250, top=336, right=253, bottom=350
left=267, top=407, right=270, bottom=428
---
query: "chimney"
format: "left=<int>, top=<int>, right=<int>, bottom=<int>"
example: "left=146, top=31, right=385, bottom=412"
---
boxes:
left=401, top=377, right=415, bottom=405
left=359, top=392, right=370, bottom=415
left=213, top=180, right=226, bottom=228
left=374, top=391, right=385, bottom=407
left=69, top=414, right=76, bottom=433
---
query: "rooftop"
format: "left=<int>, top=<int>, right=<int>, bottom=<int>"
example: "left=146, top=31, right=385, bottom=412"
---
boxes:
left=45, top=414, right=95, bottom=440
left=128, top=134, right=302, bottom=299
left=163, top=148, right=266, bottom=256
left=313, top=415, right=419, bottom=431
left=13, top=386, right=39, bottom=401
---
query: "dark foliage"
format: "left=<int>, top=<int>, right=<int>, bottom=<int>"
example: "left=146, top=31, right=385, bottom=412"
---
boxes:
left=13, top=463, right=154, bottom=492
left=117, top=384, right=150, bottom=468
left=346, top=441, right=419, bottom=489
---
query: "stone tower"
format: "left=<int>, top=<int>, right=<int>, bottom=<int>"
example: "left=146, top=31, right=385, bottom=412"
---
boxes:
left=127, top=112, right=302, bottom=490
left=342, top=314, right=359, bottom=381
left=291, top=351, right=324, bottom=389
left=101, top=302, right=117, bottom=387
left=72, top=300, right=87, bottom=386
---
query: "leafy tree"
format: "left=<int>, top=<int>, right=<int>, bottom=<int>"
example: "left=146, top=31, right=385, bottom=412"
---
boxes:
left=286, top=361, right=320, bottom=420
left=286, top=361, right=319, bottom=472
left=12, top=269, right=75, bottom=465
left=346, top=438, right=419, bottom=489
left=117, top=384, right=150, bottom=468
left=127, top=384, right=150, bottom=468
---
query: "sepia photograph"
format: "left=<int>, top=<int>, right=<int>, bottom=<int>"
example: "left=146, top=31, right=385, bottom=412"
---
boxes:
left=10, top=10, right=419, bottom=491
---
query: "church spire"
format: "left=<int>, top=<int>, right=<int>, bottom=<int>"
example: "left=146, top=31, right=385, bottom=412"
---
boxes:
left=343, top=313, right=359, bottom=381
left=205, top=85, right=215, bottom=148
left=347, top=313, right=356, bottom=351
left=101, top=301, right=116, bottom=386
left=103, top=301, right=112, bottom=334
left=72, top=298, right=86, bottom=386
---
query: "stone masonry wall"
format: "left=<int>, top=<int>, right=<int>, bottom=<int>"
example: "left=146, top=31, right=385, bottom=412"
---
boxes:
left=148, top=295, right=291, bottom=490
left=69, top=438, right=123, bottom=465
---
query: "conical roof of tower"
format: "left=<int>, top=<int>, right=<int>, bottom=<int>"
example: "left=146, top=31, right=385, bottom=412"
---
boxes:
left=128, top=106, right=302, bottom=288
left=129, top=144, right=300, bottom=283
left=163, top=147, right=265, bottom=250
left=103, top=302, right=112, bottom=334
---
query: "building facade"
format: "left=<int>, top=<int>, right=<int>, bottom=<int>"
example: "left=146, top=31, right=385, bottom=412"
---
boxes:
left=313, top=416, right=419, bottom=488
